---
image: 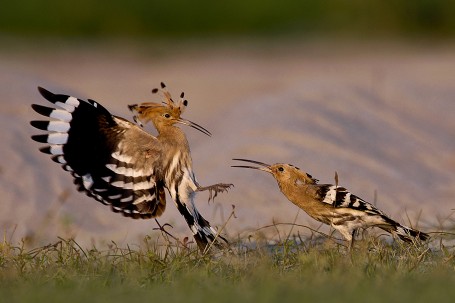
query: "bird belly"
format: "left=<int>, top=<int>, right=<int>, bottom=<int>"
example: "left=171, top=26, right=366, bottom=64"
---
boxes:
left=329, top=209, right=390, bottom=240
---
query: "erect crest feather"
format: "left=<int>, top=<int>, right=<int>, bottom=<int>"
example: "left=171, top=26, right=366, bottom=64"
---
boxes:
left=151, top=82, right=188, bottom=114
left=128, top=82, right=191, bottom=127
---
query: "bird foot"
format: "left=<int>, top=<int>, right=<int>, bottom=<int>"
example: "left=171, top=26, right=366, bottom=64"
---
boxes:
left=197, top=183, right=233, bottom=203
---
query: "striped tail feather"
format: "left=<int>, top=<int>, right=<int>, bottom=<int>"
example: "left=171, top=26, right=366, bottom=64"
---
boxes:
left=394, top=224, right=429, bottom=242
left=174, top=198, right=227, bottom=251
left=380, top=216, right=429, bottom=242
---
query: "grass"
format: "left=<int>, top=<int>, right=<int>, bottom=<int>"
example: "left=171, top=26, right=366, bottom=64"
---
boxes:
left=1, top=225, right=454, bottom=303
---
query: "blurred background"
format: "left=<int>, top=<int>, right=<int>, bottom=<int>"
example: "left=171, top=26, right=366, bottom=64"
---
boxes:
left=2, top=0, right=455, bottom=39
left=1, top=0, right=454, bottom=247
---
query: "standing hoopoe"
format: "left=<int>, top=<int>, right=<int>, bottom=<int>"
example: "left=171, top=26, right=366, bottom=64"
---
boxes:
left=232, top=159, right=428, bottom=248
left=30, top=83, right=232, bottom=251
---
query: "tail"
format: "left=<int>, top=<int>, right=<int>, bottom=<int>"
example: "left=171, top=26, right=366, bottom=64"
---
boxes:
left=174, top=195, right=228, bottom=252
left=394, top=224, right=429, bottom=242
left=380, top=217, right=429, bottom=243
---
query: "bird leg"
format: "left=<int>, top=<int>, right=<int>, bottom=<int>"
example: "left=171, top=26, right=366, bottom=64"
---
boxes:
left=197, top=183, right=233, bottom=203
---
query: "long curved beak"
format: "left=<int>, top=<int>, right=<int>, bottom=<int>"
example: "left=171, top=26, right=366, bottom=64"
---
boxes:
left=177, top=118, right=212, bottom=137
left=232, top=158, right=272, bottom=173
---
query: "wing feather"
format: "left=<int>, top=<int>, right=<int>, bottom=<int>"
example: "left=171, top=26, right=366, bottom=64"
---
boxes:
left=317, top=184, right=385, bottom=216
left=31, top=87, right=166, bottom=219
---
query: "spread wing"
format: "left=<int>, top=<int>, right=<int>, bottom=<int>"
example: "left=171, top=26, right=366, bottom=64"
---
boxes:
left=316, top=184, right=385, bottom=216
left=31, top=87, right=166, bottom=219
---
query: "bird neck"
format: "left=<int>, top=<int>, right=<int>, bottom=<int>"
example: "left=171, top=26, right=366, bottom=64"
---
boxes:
left=157, top=125, right=195, bottom=192
left=277, top=179, right=295, bottom=199
left=277, top=176, right=311, bottom=205
left=158, top=125, right=189, bottom=149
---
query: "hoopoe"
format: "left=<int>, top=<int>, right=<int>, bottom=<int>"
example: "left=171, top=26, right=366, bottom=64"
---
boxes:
left=30, top=83, right=232, bottom=251
left=232, top=159, right=429, bottom=248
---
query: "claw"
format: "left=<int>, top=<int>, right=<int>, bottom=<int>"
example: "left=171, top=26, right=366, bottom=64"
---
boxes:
left=197, top=183, right=234, bottom=203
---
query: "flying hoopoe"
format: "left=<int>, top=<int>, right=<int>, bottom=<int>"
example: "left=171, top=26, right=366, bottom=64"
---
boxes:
left=232, top=159, right=429, bottom=248
left=30, top=83, right=232, bottom=251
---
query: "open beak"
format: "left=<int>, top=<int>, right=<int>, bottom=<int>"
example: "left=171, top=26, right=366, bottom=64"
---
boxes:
left=177, top=118, right=212, bottom=137
left=232, top=158, right=272, bottom=173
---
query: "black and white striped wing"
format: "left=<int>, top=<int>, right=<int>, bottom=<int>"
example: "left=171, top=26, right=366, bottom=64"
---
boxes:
left=316, top=184, right=429, bottom=242
left=31, top=87, right=166, bottom=219
left=317, top=185, right=385, bottom=216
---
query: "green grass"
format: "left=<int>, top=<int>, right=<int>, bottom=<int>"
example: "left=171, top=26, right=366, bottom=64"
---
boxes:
left=1, top=229, right=454, bottom=303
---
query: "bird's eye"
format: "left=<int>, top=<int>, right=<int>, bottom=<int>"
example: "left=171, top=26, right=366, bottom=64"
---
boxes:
left=164, top=113, right=171, bottom=118
left=278, top=167, right=284, bottom=172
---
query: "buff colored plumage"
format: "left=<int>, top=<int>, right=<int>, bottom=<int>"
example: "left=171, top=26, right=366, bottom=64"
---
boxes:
left=233, top=159, right=428, bottom=248
left=31, top=83, right=232, bottom=251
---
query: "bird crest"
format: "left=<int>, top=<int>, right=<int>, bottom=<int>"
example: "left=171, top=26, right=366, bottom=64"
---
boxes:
left=128, top=82, right=211, bottom=136
left=152, top=82, right=188, bottom=114
left=128, top=82, right=187, bottom=121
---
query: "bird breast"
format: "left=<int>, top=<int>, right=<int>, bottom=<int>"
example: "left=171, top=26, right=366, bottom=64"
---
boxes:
left=279, top=183, right=334, bottom=224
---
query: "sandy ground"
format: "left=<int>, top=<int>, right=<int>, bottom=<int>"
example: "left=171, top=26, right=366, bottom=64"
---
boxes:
left=1, top=40, right=454, bottom=247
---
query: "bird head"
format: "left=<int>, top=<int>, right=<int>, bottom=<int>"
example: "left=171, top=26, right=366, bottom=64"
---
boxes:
left=232, top=159, right=318, bottom=186
left=128, top=82, right=211, bottom=136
